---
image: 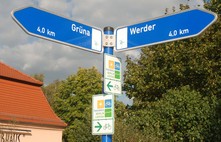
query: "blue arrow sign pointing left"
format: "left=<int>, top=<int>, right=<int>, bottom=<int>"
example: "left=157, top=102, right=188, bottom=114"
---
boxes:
left=11, top=6, right=102, bottom=53
left=116, top=8, right=217, bottom=52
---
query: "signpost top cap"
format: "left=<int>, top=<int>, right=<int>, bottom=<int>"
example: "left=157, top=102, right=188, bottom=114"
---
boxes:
left=104, top=26, right=114, bottom=32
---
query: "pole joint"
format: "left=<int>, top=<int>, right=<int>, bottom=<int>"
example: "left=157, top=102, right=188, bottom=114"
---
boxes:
left=102, top=34, right=115, bottom=47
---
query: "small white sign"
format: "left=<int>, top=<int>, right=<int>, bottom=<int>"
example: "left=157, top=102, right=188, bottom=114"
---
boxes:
left=104, top=54, right=122, bottom=95
left=92, top=94, right=114, bottom=120
left=92, top=119, right=114, bottom=135
left=92, top=94, right=115, bottom=135
left=104, top=79, right=122, bottom=95
left=92, top=28, right=102, bottom=51
left=116, top=27, right=128, bottom=49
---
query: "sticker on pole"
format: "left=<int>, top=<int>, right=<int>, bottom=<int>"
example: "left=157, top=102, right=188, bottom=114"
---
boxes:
left=104, top=54, right=122, bottom=95
left=92, top=119, right=114, bottom=135
left=92, top=94, right=114, bottom=135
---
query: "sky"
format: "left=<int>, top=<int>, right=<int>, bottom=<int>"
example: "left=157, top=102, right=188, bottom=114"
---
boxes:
left=0, top=0, right=204, bottom=104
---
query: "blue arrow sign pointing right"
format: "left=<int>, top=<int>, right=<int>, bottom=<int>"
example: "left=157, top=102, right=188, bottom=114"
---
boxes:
left=116, top=8, right=217, bottom=51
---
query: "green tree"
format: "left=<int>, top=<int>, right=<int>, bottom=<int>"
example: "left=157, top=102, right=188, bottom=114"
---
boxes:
left=156, top=86, right=217, bottom=141
left=123, top=2, right=221, bottom=141
left=31, top=73, right=45, bottom=82
left=124, top=9, right=221, bottom=104
left=50, top=67, right=159, bottom=141
left=204, top=0, right=221, bottom=14
left=127, top=86, right=219, bottom=141
left=53, top=67, right=102, bottom=142
left=43, top=79, right=63, bottom=105
left=31, top=73, right=63, bottom=105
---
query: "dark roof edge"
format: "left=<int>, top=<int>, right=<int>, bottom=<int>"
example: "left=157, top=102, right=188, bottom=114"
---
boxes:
left=0, top=119, right=67, bottom=129
left=0, top=76, right=43, bottom=87
left=0, top=61, right=43, bottom=86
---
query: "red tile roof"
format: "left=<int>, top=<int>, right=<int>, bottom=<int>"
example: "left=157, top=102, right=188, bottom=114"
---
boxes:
left=0, top=62, right=66, bottom=128
left=0, top=62, right=43, bottom=86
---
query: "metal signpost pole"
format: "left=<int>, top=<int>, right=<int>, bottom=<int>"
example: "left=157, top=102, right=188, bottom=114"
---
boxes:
left=102, top=26, right=114, bottom=142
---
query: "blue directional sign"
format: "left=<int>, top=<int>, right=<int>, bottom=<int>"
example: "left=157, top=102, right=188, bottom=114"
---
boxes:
left=116, top=8, right=217, bottom=51
left=11, top=6, right=102, bottom=53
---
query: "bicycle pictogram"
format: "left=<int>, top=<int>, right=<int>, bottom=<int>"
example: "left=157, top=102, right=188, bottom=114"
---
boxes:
left=103, top=123, right=111, bottom=130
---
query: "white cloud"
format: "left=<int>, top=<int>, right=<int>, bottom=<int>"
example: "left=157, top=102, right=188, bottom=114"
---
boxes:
left=23, top=63, right=31, bottom=71
left=0, top=39, right=103, bottom=83
left=37, top=0, right=71, bottom=17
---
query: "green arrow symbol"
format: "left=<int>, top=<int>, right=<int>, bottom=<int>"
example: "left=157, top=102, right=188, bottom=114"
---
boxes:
left=107, top=81, right=113, bottom=91
left=95, top=122, right=102, bottom=132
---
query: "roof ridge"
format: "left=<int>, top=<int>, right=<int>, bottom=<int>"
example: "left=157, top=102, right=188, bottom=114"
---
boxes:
left=0, top=61, right=43, bottom=86
left=0, top=112, right=65, bottom=124
left=0, top=112, right=67, bottom=128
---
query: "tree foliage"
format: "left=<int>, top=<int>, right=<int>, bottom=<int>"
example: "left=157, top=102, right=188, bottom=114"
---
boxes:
left=204, top=0, right=221, bottom=14
left=53, top=67, right=102, bottom=142
left=124, top=2, right=221, bottom=141
left=43, top=79, right=63, bottom=105
left=127, top=86, right=221, bottom=141
left=124, top=9, right=221, bottom=103
left=31, top=73, right=45, bottom=82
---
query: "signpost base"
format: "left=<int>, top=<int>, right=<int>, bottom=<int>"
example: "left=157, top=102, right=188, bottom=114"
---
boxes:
left=102, top=135, right=112, bottom=142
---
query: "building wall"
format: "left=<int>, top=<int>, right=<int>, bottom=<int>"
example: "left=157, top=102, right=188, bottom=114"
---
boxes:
left=0, top=123, right=64, bottom=142
left=0, top=62, right=66, bottom=142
